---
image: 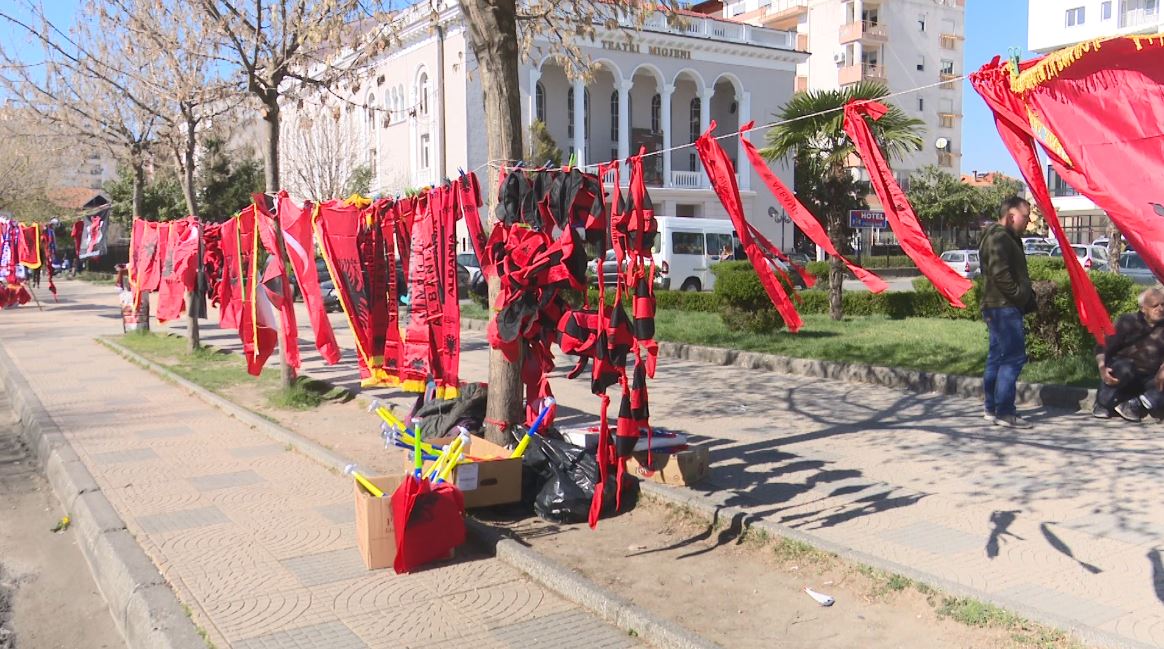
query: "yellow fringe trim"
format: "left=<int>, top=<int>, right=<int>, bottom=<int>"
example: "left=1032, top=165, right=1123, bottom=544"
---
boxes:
left=1012, top=33, right=1164, bottom=93
left=1026, top=107, right=1073, bottom=166
left=401, top=378, right=427, bottom=394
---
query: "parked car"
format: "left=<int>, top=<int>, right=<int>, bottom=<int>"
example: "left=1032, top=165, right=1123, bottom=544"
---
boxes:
left=1093, top=236, right=1132, bottom=251
left=939, top=249, right=980, bottom=279
left=786, top=252, right=811, bottom=268
left=1023, top=241, right=1054, bottom=256
left=1050, top=244, right=1109, bottom=271
left=587, top=250, right=624, bottom=287
left=1118, top=251, right=1160, bottom=285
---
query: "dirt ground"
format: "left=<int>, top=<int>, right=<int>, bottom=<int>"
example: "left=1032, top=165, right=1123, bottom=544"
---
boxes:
left=179, top=370, right=1086, bottom=649
left=0, top=389, right=123, bottom=649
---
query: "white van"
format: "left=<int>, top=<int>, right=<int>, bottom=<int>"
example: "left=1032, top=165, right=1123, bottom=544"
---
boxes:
left=651, top=216, right=738, bottom=292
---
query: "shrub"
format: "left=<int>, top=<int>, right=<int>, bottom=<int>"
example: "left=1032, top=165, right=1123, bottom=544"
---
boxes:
left=655, top=290, right=720, bottom=312
left=806, top=261, right=830, bottom=284
left=1024, top=269, right=1136, bottom=360
left=713, top=261, right=794, bottom=333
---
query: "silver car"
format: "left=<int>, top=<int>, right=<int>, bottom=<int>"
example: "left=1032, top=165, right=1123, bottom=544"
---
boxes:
left=1118, top=252, right=1160, bottom=285
left=939, top=249, right=980, bottom=279
left=1050, top=244, right=1108, bottom=271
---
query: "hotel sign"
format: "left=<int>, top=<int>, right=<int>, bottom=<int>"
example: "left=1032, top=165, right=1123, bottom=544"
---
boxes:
left=600, top=40, right=692, bottom=60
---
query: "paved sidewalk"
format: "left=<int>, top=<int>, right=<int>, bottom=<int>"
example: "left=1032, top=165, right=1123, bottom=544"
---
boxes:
left=0, top=283, right=643, bottom=649
left=154, top=282, right=1164, bottom=648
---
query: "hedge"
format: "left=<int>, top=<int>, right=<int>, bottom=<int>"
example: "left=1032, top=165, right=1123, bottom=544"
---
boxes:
left=713, top=261, right=795, bottom=333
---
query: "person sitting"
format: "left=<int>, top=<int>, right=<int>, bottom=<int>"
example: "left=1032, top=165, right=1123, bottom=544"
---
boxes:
left=719, top=244, right=733, bottom=261
left=1095, top=287, right=1164, bottom=421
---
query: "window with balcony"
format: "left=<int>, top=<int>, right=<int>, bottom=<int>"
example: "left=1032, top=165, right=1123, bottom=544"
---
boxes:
left=1102, top=1, right=1112, bottom=20
left=610, top=90, right=619, bottom=142
left=940, top=59, right=955, bottom=75
left=420, top=134, right=431, bottom=169
left=939, top=114, right=955, bottom=129
left=1047, top=165, right=1078, bottom=197
left=418, top=73, right=429, bottom=115
left=1065, top=6, right=1085, bottom=26
left=651, top=94, right=661, bottom=133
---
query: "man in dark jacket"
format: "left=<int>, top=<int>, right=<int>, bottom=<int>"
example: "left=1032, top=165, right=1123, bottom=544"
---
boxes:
left=1094, top=287, right=1164, bottom=421
left=978, top=196, right=1035, bottom=428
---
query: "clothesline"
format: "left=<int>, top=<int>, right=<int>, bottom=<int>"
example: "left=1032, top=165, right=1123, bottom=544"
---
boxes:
left=470, top=73, right=968, bottom=176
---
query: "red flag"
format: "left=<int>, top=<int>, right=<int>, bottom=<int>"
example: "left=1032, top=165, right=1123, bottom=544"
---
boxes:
left=739, top=124, right=887, bottom=293
left=137, top=221, right=169, bottom=292
left=236, top=207, right=279, bottom=376
left=217, top=218, right=243, bottom=330
left=157, top=217, right=200, bottom=322
left=254, top=196, right=300, bottom=372
left=696, top=121, right=802, bottom=332
left=969, top=56, right=1113, bottom=341
left=842, top=100, right=971, bottom=308
left=279, top=192, right=341, bottom=365
left=70, top=220, right=83, bottom=260
left=17, top=224, right=42, bottom=269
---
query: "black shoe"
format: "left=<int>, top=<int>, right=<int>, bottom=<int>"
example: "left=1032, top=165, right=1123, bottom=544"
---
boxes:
left=1092, top=404, right=1115, bottom=419
left=1115, top=399, right=1147, bottom=422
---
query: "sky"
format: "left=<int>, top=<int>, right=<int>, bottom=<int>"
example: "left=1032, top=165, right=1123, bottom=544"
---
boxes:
left=960, top=0, right=1037, bottom=179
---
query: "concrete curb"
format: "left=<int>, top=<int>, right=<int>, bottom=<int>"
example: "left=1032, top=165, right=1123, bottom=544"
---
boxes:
left=637, top=481, right=1152, bottom=649
left=98, top=336, right=713, bottom=649
left=0, top=343, right=205, bottom=649
left=461, top=318, right=1096, bottom=411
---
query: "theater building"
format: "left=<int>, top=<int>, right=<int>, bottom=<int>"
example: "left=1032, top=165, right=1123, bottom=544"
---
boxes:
left=284, top=1, right=809, bottom=251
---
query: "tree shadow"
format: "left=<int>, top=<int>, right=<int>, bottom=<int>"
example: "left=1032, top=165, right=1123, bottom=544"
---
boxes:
left=1040, top=522, right=1101, bottom=574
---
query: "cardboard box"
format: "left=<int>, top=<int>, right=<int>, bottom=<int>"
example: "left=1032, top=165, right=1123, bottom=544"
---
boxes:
left=402, top=434, right=522, bottom=509
left=627, top=445, right=709, bottom=487
left=353, top=474, right=404, bottom=570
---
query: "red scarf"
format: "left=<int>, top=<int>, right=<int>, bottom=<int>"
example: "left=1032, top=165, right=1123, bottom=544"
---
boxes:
left=842, top=100, right=971, bottom=308
left=696, top=122, right=803, bottom=331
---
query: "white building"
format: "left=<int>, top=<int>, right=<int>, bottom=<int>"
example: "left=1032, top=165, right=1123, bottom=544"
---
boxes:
left=284, top=1, right=809, bottom=253
left=714, top=0, right=966, bottom=183
left=1028, top=0, right=1161, bottom=243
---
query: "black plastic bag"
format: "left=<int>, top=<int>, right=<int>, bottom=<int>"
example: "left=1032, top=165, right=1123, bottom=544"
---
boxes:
left=523, top=432, right=638, bottom=524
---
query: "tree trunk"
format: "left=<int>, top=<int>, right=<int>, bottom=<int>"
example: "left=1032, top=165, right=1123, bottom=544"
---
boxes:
left=1107, top=221, right=1122, bottom=274
left=179, top=115, right=201, bottom=352
left=460, top=0, right=524, bottom=447
left=827, top=210, right=845, bottom=320
left=131, top=161, right=145, bottom=220
left=260, top=95, right=293, bottom=388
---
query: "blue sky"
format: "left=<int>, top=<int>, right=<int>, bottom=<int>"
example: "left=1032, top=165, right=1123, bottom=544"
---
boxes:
left=961, top=0, right=1036, bottom=179
left=6, top=0, right=1029, bottom=178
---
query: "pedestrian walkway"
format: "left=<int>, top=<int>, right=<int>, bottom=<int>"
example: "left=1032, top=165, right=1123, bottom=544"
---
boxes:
left=0, top=283, right=643, bottom=649
left=153, top=282, right=1164, bottom=648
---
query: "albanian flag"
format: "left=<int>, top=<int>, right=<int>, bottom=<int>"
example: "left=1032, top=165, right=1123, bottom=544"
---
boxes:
left=969, top=37, right=1164, bottom=341
left=253, top=195, right=300, bottom=372
left=157, top=217, right=201, bottom=323
left=842, top=100, right=971, bottom=308
left=79, top=207, right=110, bottom=259
left=235, top=206, right=280, bottom=376
left=216, top=218, right=244, bottom=330
left=18, top=223, right=42, bottom=269
left=279, top=192, right=341, bottom=366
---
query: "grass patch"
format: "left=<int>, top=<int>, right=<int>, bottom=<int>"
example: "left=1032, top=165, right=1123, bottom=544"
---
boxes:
left=460, top=301, right=489, bottom=321
left=857, top=564, right=914, bottom=599
left=652, top=310, right=1095, bottom=387
left=936, top=596, right=1024, bottom=628
left=115, top=332, right=348, bottom=410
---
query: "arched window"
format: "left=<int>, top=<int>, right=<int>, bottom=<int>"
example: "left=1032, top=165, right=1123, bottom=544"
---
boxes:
left=651, top=93, right=661, bottom=133
left=583, top=88, right=590, bottom=140
left=689, top=97, right=701, bottom=142
left=418, top=72, right=429, bottom=115
left=610, top=90, right=619, bottom=142
left=365, top=93, right=376, bottom=137
left=568, top=86, right=575, bottom=138
left=535, top=81, right=546, bottom=123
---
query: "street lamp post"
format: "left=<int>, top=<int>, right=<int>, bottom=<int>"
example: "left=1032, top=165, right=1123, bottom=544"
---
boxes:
left=768, top=206, right=792, bottom=252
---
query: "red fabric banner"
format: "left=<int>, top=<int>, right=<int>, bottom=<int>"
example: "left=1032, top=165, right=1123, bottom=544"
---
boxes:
left=137, top=221, right=169, bottom=292
left=842, top=100, right=971, bottom=308
left=157, top=217, right=199, bottom=322
left=280, top=193, right=341, bottom=365
left=235, top=206, right=279, bottom=376
left=216, top=218, right=243, bottom=330
left=739, top=124, right=887, bottom=293
left=696, top=122, right=803, bottom=332
left=18, top=224, right=42, bottom=269
left=969, top=55, right=1114, bottom=341
left=254, top=196, right=301, bottom=372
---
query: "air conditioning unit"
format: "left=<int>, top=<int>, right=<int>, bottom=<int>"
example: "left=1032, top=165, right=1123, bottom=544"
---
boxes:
left=833, top=51, right=847, bottom=65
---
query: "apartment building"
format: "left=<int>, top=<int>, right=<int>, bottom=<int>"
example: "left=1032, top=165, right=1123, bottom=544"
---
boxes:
left=716, top=0, right=966, bottom=183
left=1028, top=0, right=1160, bottom=243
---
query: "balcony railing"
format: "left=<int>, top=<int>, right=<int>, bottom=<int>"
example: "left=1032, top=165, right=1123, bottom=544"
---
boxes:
left=940, top=34, right=958, bottom=49
left=598, top=169, right=744, bottom=190
left=839, top=63, right=886, bottom=85
left=1119, top=4, right=1160, bottom=29
left=938, top=152, right=955, bottom=168
left=640, top=13, right=795, bottom=49
left=839, top=20, right=888, bottom=44
left=758, top=0, right=809, bottom=29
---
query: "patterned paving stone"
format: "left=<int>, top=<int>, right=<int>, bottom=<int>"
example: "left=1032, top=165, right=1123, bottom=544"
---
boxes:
left=486, top=610, right=641, bottom=649
left=315, top=502, right=356, bottom=524
left=878, top=520, right=983, bottom=556
left=281, top=547, right=369, bottom=587
left=136, top=505, right=231, bottom=535
left=999, top=582, right=1126, bottom=627
left=233, top=621, right=367, bottom=649
left=135, top=425, right=197, bottom=439
left=89, top=447, right=159, bottom=464
left=229, top=443, right=288, bottom=459
left=188, top=469, right=266, bottom=492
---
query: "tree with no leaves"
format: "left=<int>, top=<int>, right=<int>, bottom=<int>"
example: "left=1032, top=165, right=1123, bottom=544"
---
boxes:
left=457, top=0, right=675, bottom=444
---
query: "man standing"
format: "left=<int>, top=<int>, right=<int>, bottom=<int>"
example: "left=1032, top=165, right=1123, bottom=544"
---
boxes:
left=979, top=196, right=1035, bottom=428
left=1094, top=287, right=1164, bottom=421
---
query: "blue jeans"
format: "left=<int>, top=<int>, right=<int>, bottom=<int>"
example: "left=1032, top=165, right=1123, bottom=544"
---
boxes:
left=983, top=306, right=1027, bottom=417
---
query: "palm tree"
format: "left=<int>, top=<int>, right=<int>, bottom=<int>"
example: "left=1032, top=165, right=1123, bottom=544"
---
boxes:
left=762, top=81, right=923, bottom=320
